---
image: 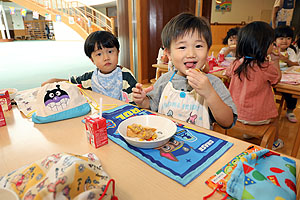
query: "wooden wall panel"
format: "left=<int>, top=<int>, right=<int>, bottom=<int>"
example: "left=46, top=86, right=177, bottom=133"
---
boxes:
left=116, top=0, right=131, bottom=69
left=211, top=24, right=244, bottom=45
left=202, top=0, right=212, bottom=23
left=138, top=0, right=196, bottom=83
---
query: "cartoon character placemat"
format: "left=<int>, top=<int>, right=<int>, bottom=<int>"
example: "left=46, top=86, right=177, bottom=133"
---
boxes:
left=102, top=104, right=233, bottom=186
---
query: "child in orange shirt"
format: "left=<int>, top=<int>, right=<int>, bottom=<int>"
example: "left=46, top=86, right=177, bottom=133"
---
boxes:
left=225, top=21, right=282, bottom=150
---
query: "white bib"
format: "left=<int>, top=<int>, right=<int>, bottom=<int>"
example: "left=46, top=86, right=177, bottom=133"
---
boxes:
left=158, top=77, right=210, bottom=129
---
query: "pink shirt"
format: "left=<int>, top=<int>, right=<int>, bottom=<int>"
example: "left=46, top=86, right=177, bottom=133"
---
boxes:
left=225, top=59, right=281, bottom=121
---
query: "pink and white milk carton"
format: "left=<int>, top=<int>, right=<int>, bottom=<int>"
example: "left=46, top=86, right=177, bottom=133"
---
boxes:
left=0, top=90, right=12, bottom=111
left=85, top=114, right=108, bottom=148
left=0, top=105, right=6, bottom=127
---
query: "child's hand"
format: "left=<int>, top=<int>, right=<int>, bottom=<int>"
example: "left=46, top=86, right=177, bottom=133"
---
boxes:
left=228, top=45, right=236, bottom=52
left=132, top=83, right=153, bottom=108
left=270, top=46, right=280, bottom=61
left=186, top=69, right=214, bottom=99
left=278, top=53, right=289, bottom=62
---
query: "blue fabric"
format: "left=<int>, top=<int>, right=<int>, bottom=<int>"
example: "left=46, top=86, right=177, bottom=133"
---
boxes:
left=32, top=103, right=91, bottom=124
left=227, top=149, right=296, bottom=199
left=91, top=67, right=123, bottom=101
left=102, top=104, right=233, bottom=186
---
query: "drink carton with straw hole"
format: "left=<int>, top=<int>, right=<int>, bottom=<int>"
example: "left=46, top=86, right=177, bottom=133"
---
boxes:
left=0, top=90, right=12, bottom=111
left=84, top=98, right=108, bottom=148
left=0, top=105, right=6, bottom=127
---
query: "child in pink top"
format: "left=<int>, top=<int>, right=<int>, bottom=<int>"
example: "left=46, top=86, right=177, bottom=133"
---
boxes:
left=225, top=21, right=283, bottom=150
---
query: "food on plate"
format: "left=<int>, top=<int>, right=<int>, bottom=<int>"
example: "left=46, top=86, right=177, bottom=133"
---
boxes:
left=127, top=123, right=157, bottom=141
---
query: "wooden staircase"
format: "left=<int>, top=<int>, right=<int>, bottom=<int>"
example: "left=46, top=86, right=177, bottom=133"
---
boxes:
left=10, top=0, right=115, bottom=39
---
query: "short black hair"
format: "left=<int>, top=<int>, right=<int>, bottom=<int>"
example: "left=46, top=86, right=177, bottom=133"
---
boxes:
left=275, top=25, right=294, bottom=39
left=84, top=31, right=119, bottom=58
left=222, top=27, right=240, bottom=45
left=161, top=12, right=212, bottom=50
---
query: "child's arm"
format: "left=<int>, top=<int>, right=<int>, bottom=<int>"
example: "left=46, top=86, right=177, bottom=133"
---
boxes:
left=186, top=69, right=234, bottom=127
left=132, top=83, right=153, bottom=109
left=279, top=54, right=298, bottom=67
left=270, top=48, right=282, bottom=84
left=221, top=46, right=236, bottom=57
left=41, top=78, right=68, bottom=86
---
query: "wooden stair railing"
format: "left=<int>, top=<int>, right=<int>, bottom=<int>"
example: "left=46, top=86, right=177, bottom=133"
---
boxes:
left=69, top=1, right=115, bottom=33
left=10, top=0, right=115, bottom=39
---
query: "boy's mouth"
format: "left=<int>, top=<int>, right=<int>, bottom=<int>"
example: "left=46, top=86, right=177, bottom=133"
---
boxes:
left=104, top=62, right=111, bottom=66
left=184, top=61, right=197, bottom=69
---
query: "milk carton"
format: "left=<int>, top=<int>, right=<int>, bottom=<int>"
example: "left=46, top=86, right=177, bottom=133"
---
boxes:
left=85, top=114, right=108, bottom=148
left=0, top=105, right=6, bottom=127
left=0, top=90, right=12, bottom=111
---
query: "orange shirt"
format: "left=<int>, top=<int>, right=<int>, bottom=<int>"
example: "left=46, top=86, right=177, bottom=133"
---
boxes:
left=225, top=59, right=281, bottom=121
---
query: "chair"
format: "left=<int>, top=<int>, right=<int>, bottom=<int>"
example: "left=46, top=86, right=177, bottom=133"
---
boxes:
left=213, top=121, right=277, bottom=149
left=275, top=91, right=286, bottom=117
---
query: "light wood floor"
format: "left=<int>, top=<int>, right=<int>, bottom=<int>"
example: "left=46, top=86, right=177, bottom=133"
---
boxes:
left=142, top=82, right=300, bottom=159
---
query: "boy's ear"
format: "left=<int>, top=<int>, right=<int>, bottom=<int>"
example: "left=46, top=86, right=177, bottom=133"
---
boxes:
left=90, top=57, right=94, bottom=63
left=164, top=48, right=172, bottom=61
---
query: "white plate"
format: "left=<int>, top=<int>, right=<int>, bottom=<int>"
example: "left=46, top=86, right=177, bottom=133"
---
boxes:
left=0, top=88, right=18, bottom=100
left=0, top=188, right=19, bottom=200
left=118, top=115, right=177, bottom=148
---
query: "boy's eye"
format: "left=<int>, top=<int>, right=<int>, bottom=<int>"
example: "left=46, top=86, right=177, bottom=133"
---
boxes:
left=178, top=46, right=186, bottom=49
left=97, top=53, right=102, bottom=56
left=108, top=50, right=113, bottom=53
left=195, top=44, right=203, bottom=48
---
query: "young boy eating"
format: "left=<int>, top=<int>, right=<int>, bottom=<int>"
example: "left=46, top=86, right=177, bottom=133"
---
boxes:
left=42, top=31, right=137, bottom=103
left=132, top=13, right=237, bottom=129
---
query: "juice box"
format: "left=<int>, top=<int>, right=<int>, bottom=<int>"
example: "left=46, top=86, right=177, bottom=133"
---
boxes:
left=0, top=105, right=6, bottom=127
left=0, top=90, right=12, bottom=111
left=85, top=114, right=108, bottom=148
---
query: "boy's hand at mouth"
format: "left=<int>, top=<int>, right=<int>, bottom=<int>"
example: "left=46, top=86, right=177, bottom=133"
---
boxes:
left=186, top=68, right=214, bottom=99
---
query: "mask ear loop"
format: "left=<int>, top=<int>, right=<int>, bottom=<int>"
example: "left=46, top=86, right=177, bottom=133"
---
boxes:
left=67, top=81, right=118, bottom=112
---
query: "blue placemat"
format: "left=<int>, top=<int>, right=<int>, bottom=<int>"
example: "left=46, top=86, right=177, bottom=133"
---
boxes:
left=103, top=104, right=233, bottom=186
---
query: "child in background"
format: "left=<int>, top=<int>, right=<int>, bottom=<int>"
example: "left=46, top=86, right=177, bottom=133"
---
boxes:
left=275, top=25, right=298, bottom=68
left=157, top=46, right=169, bottom=64
left=218, top=27, right=239, bottom=58
left=156, top=46, right=174, bottom=71
left=132, top=13, right=237, bottom=130
left=274, top=25, right=298, bottom=123
left=225, top=21, right=282, bottom=150
left=42, top=31, right=137, bottom=103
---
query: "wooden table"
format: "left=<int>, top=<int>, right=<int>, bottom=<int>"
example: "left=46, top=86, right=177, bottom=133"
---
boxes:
left=152, top=63, right=168, bottom=79
left=1, top=90, right=299, bottom=199
left=275, top=82, right=300, bottom=157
